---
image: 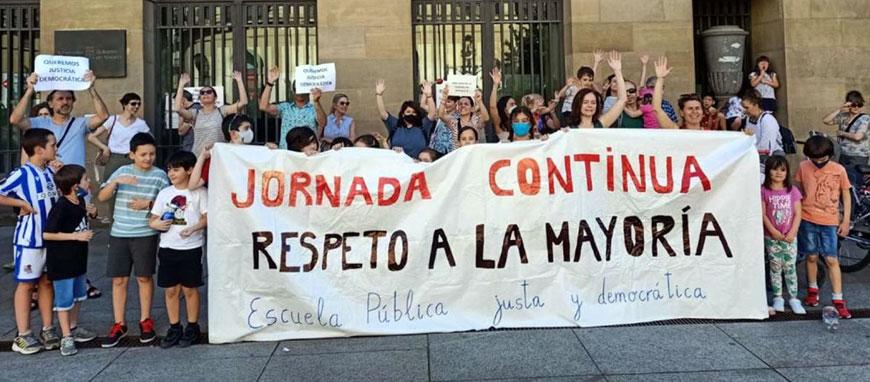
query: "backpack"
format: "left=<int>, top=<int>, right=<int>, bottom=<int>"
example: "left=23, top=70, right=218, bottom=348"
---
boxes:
left=779, top=125, right=797, bottom=155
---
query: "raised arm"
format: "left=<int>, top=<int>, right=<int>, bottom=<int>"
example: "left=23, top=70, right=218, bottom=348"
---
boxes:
left=82, top=71, right=110, bottom=130
left=420, top=80, right=436, bottom=120
left=222, top=70, right=248, bottom=115
left=174, top=73, right=196, bottom=121
left=598, top=51, right=627, bottom=128
left=375, top=79, right=389, bottom=121
left=259, top=66, right=280, bottom=116
left=474, top=89, right=490, bottom=123
left=489, top=68, right=505, bottom=135
left=188, top=146, right=209, bottom=191
left=750, top=71, right=764, bottom=87
left=639, top=54, right=649, bottom=87
left=9, top=73, right=37, bottom=130
left=653, top=57, right=680, bottom=129
left=437, top=85, right=451, bottom=123
left=823, top=104, right=847, bottom=126
left=591, top=49, right=606, bottom=93
left=311, top=87, right=327, bottom=130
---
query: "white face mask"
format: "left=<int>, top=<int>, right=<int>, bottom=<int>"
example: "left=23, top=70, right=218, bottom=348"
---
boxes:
left=240, top=128, right=254, bottom=144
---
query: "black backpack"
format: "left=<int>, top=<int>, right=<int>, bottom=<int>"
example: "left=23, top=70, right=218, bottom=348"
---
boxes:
left=779, top=125, right=797, bottom=154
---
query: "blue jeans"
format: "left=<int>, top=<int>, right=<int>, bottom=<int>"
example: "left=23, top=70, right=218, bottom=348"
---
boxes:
left=798, top=221, right=839, bottom=259
left=53, top=274, right=87, bottom=311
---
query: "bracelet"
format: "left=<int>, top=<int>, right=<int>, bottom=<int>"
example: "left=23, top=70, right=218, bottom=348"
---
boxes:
left=266, top=81, right=275, bottom=87
left=376, top=93, right=384, bottom=96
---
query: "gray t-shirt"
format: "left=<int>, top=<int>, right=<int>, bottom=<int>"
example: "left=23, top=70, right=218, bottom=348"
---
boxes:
left=191, top=106, right=228, bottom=155
left=837, top=112, right=870, bottom=157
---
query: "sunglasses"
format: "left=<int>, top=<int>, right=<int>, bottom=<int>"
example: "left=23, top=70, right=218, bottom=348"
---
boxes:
left=200, top=89, right=216, bottom=95
left=128, top=102, right=142, bottom=106
left=339, top=101, right=350, bottom=106
left=627, top=88, right=637, bottom=94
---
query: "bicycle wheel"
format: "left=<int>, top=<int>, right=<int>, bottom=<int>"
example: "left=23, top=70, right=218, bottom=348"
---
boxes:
left=837, top=230, right=870, bottom=273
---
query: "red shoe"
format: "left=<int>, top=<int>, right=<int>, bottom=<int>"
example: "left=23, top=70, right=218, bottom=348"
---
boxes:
left=805, top=287, right=819, bottom=307
left=833, top=300, right=852, bottom=319
left=139, top=318, right=156, bottom=343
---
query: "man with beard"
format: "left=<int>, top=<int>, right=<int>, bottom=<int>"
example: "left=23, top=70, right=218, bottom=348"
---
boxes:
left=9, top=71, right=110, bottom=167
left=258, top=66, right=326, bottom=150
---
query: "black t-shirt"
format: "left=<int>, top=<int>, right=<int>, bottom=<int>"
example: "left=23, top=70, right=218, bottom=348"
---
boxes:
left=44, top=196, right=89, bottom=281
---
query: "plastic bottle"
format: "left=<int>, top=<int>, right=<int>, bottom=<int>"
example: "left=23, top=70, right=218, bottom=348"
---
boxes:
left=822, top=306, right=839, bottom=330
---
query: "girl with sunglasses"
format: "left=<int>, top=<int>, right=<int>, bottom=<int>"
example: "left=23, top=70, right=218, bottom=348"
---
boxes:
left=174, top=71, right=249, bottom=155
left=88, top=93, right=152, bottom=179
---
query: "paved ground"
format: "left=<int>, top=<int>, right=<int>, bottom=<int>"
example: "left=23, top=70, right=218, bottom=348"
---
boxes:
left=2, top=226, right=870, bottom=382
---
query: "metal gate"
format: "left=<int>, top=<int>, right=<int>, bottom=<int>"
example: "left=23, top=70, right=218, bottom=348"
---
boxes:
left=692, top=0, right=752, bottom=94
left=412, top=0, right=564, bottom=104
left=0, top=1, right=38, bottom=173
left=151, top=0, right=317, bottom=158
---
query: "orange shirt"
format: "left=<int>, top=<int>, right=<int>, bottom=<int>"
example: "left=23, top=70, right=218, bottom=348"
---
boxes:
left=795, top=160, right=851, bottom=226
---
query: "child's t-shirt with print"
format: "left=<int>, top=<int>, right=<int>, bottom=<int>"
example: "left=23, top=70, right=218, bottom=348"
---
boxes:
left=102, top=165, right=169, bottom=237
left=150, top=186, right=208, bottom=250
left=761, top=186, right=803, bottom=237
left=795, top=160, right=850, bottom=226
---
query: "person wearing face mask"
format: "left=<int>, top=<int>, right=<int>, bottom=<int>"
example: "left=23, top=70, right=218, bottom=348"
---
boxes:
left=508, top=106, right=536, bottom=142
left=520, top=93, right=561, bottom=135
left=320, top=94, right=357, bottom=150
left=825, top=90, right=870, bottom=188
left=188, top=114, right=267, bottom=191
left=175, top=71, right=249, bottom=155
left=489, top=68, right=517, bottom=143
left=89, top=93, right=152, bottom=182
left=258, top=66, right=327, bottom=150
left=438, top=85, right=490, bottom=148
left=375, top=79, right=436, bottom=158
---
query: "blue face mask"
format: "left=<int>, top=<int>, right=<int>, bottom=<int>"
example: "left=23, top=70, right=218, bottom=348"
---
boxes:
left=76, top=187, right=89, bottom=199
left=513, top=122, right=532, bottom=137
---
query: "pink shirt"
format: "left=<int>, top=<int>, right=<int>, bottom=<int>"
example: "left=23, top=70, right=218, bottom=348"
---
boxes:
left=761, top=186, right=802, bottom=237
left=640, top=104, right=660, bottom=129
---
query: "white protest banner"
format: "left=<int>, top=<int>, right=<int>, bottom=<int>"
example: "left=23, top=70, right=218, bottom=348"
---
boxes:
left=34, top=55, right=90, bottom=92
left=294, top=63, right=336, bottom=94
left=208, top=130, right=767, bottom=343
left=447, top=74, right=477, bottom=97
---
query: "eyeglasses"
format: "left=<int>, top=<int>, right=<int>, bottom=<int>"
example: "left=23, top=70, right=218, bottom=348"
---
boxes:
left=128, top=102, right=142, bottom=107
left=627, top=88, right=637, bottom=94
left=339, top=101, right=350, bottom=106
left=200, top=89, right=216, bottom=95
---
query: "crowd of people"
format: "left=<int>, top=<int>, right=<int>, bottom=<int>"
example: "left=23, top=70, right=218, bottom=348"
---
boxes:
left=0, top=49, right=864, bottom=356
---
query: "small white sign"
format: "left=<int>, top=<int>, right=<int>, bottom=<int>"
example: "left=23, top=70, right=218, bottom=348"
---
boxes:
left=447, top=74, right=477, bottom=97
left=294, top=63, right=336, bottom=94
left=34, top=55, right=91, bottom=92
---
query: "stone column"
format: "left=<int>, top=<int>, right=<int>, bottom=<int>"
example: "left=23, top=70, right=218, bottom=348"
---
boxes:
left=316, top=0, right=414, bottom=135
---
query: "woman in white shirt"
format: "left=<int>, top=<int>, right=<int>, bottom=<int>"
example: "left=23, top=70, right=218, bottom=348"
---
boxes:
left=88, top=93, right=152, bottom=179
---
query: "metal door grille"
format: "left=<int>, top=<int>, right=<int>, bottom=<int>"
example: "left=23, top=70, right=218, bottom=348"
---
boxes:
left=412, top=0, right=564, bottom=105
left=0, top=1, right=38, bottom=174
left=692, top=0, right=752, bottom=94
left=151, top=0, right=317, bottom=159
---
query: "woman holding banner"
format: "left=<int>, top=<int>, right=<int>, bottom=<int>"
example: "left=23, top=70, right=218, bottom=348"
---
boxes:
left=568, top=51, right=627, bottom=129
left=174, top=71, right=248, bottom=155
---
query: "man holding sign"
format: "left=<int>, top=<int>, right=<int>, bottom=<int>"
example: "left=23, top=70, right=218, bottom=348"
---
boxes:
left=9, top=69, right=109, bottom=167
left=258, top=66, right=326, bottom=150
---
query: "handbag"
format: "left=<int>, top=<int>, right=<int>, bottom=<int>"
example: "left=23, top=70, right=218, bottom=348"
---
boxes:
left=94, top=116, right=117, bottom=166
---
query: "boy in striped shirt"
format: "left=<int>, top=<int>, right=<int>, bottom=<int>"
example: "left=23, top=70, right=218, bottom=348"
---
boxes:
left=97, top=133, right=169, bottom=347
left=0, top=128, right=61, bottom=354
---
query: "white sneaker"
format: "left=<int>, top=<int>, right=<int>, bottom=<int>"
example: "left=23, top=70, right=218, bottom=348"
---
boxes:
left=772, top=296, right=785, bottom=312
left=789, top=298, right=806, bottom=315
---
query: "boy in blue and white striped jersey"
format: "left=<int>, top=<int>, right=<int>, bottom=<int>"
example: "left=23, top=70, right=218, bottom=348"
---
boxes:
left=0, top=128, right=61, bottom=354
left=97, top=132, right=169, bottom=347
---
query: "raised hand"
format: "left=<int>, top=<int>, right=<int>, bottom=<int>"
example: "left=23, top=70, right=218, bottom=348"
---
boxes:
left=474, top=88, right=484, bottom=101
left=26, top=73, right=38, bottom=90
left=83, top=70, right=96, bottom=88
left=654, top=56, right=672, bottom=79
left=310, top=87, right=322, bottom=102
left=199, top=145, right=211, bottom=160
left=375, top=79, right=386, bottom=96
left=593, top=49, right=606, bottom=64
left=441, top=84, right=450, bottom=98
left=232, top=70, right=243, bottom=82
left=640, top=54, right=649, bottom=65
left=179, top=73, right=191, bottom=87
left=490, top=68, right=502, bottom=86
left=420, top=80, right=434, bottom=97
left=606, top=51, right=622, bottom=72
left=268, top=66, right=280, bottom=83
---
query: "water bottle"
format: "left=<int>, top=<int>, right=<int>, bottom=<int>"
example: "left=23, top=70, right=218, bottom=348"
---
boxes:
left=822, top=306, right=839, bottom=330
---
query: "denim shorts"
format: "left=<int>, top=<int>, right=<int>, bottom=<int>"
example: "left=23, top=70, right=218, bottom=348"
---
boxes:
left=798, top=221, right=839, bottom=258
left=53, top=274, right=87, bottom=311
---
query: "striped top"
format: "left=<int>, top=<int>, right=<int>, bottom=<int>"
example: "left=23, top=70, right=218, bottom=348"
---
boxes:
left=0, top=163, right=59, bottom=248
left=102, top=164, right=169, bottom=238
left=191, top=106, right=228, bottom=156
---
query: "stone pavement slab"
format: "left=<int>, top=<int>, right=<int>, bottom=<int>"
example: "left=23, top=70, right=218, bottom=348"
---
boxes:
left=716, top=321, right=870, bottom=368
left=428, top=329, right=598, bottom=381
left=604, top=369, right=786, bottom=382
left=274, top=334, right=426, bottom=356
left=0, top=347, right=125, bottom=382
left=574, top=325, right=767, bottom=375
left=259, top=349, right=428, bottom=382
left=776, top=365, right=870, bottom=382
left=112, top=341, right=277, bottom=362
left=92, top=354, right=270, bottom=382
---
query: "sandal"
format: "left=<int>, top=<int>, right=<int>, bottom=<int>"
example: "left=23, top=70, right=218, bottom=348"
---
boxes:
left=87, top=285, right=102, bottom=299
left=30, top=297, right=37, bottom=311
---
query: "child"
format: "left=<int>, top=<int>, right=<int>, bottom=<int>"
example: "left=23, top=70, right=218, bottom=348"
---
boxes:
left=354, top=134, right=381, bottom=148
left=417, top=149, right=441, bottom=163
left=189, top=114, right=266, bottom=191
left=0, top=128, right=61, bottom=354
left=795, top=136, right=852, bottom=318
left=521, top=93, right=560, bottom=134
left=560, top=63, right=598, bottom=122
left=749, top=56, right=779, bottom=113
left=700, top=93, right=725, bottom=130
left=43, top=164, right=99, bottom=355
left=98, top=132, right=170, bottom=347
left=761, top=156, right=805, bottom=315
left=637, top=89, right=659, bottom=129
left=458, top=126, right=478, bottom=147
left=149, top=151, right=207, bottom=348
